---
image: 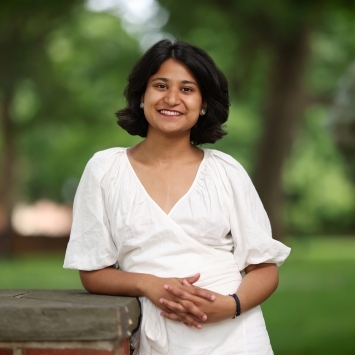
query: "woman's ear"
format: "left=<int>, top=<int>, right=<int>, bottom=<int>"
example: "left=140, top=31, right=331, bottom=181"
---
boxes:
left=200, top=102, right=207, bottom=116
left=140, top=95, right=145, bottom=109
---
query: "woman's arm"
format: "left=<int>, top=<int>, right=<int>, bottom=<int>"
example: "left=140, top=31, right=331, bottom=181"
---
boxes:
left=79, top=267, right=215, bottom=327
left=160, top=263, right=279, bottom=325
left=236, top=263, right=279, bottom=313
left=80, top=267, right=153, bottom=296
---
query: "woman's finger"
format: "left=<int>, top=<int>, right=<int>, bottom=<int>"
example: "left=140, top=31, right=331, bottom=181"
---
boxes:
left=183, top=273, right=200, bottom=285
left=189, top=286, right=216, bottom=301
left=160, top=297, right=207, bottom=321
left=160, top=311, right=203, bottom=329
left=164, top=283, right=216, bottom=302
left=182, top=279, right=192, bottom=287
left=179, top=300, right=207, bottom=321
left=159, top=297, right=186, bottom=313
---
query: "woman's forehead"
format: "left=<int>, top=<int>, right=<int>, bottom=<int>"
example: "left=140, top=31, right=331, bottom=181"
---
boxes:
left=149, top=59, right=198, bottom=83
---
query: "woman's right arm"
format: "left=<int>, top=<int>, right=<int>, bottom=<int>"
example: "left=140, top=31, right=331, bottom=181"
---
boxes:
left=80, top=267, right=154, bottom=297
left=79, top=267, right=215, bottom=328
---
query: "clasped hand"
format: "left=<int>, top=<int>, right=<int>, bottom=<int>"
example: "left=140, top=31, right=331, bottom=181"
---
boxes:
left=145, top=273, right=234, bottom=329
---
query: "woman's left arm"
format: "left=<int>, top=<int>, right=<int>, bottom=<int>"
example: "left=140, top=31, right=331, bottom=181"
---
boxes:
left=160, top=262, right=279, bottom=325
left=235, top=263, right=279, bottom=314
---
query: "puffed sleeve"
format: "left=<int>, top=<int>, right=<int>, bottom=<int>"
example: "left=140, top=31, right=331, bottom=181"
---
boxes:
left=63, top=151, right=119, bottom=271
left=232, top=172, right=291, bottom=271
left=211, top=150, right=291, bottom=271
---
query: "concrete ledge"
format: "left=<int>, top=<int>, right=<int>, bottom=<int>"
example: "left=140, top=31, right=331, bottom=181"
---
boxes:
left=0, top=290, right=140, bottom=342
left=0, top=339, right=130, bottom=355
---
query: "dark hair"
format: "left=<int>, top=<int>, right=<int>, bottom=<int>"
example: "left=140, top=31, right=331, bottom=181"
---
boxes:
left=115, top=39, right=230, bottom=145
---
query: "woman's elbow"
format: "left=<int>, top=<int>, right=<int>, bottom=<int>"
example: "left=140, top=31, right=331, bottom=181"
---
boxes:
left=79, top=270, right=100, bottom=294
left=246, top=263, right=279, bottom=292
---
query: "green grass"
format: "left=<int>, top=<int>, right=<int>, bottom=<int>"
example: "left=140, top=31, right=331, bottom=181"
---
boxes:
left=263, top=236, right=355, bottom=355
left=1, top=236, right=355, bottom=354
left=0, top=253, right=83, bottom=289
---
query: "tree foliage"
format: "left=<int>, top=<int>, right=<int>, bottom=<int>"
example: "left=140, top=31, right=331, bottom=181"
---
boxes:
left=0, top=1, right=141, bottom=254
left=157, top=0, right=355, bottom=236
left=1, top=0, right=355, bottom=249
left=329, top=62, right=355, bottom=182
left=1, top=3, right=141, bottom=202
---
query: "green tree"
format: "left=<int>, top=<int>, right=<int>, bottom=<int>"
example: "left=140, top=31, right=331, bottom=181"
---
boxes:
left=329, top=62, right=355, bottom=182
left=0, top=1, right=140, bottom=255
left=0, top=0, right=84, bottom=255
left=158, top=0, right=355, bottom=239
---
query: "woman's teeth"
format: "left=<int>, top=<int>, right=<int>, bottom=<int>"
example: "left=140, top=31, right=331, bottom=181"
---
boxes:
left=160, top=110, right=181, bottom=116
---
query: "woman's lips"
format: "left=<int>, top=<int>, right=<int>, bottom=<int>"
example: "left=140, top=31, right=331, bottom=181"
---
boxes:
left=159, top=109, right=182, bottom=116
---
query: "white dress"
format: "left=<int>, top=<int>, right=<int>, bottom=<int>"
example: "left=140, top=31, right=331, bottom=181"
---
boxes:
left=64, top=147, right=291, bottom=355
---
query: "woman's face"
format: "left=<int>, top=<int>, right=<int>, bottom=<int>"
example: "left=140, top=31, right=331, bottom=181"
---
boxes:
left=142, top=59, right=205, bottom=137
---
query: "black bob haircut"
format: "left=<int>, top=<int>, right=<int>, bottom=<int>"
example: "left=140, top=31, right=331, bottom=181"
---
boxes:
left=116, top=39, right=230, bottom=145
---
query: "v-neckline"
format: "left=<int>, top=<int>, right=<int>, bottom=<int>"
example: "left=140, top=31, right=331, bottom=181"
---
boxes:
left=124, top=148, right=207, bottom=217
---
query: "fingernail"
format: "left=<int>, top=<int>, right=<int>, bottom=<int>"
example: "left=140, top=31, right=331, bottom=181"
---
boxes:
left=210, top=295, right=216, bottom=301
left=197, top=324, right=202, bottom=329
left=201, top=315, right=207, bottom=321
left=159, top=298, right=164, bottom=304
left=163, top=285, right=168, bottom=290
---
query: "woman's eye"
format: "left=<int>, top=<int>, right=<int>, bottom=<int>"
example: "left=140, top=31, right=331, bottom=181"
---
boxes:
left=182, top=87, right=192, bottom=92
left=155, top=84, right=166, bottom=89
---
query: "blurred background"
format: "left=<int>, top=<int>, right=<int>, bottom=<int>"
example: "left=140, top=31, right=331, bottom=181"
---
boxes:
left=1, top=0, right=355, bottom=353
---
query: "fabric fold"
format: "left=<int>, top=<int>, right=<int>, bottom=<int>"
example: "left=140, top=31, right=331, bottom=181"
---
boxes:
left=133, top=251, right=242, bottom=355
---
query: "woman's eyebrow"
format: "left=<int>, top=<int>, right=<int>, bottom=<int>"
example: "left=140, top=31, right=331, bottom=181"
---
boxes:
left=151, top=77, right=168, bottom=83
left=150, top=77, right=197, bottom=86
left=181, top=80, right=197, bottom=86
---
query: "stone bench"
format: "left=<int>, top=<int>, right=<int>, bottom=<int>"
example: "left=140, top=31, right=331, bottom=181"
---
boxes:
left=0, top=290, right=140, bottom=355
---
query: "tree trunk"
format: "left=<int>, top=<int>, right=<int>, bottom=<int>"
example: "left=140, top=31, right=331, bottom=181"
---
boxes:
left=0, top=88, right=15, bottom=256
left=252, top=27, right=311, bottom=241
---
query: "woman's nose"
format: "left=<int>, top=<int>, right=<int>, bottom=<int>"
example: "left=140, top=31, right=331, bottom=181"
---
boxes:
left=164, top=89, right=180, bottom=106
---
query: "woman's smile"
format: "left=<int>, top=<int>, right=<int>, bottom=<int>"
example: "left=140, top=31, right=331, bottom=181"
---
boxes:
left=159, top=109, right=183, bottom=117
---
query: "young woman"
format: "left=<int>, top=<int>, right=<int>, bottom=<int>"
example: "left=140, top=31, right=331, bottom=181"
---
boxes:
left=64, top=39, right=291, bottom=355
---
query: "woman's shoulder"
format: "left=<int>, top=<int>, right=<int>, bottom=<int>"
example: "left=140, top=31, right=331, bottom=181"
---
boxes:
left=204, top=148, right=249, bottom=177
left=90, top=147, right=126, bottom=161
left=83, top=147, right=127, bottom=177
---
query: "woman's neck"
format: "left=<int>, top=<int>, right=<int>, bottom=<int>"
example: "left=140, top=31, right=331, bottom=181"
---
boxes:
left=130, top=131, right=201, bottom=164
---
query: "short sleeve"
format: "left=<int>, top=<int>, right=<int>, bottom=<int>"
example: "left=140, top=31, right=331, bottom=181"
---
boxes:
left=63, top=152, right=119, bottom=271
left=210, top=150, right=291, bottom=271
left=232, top=174, right=291, bottom=270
